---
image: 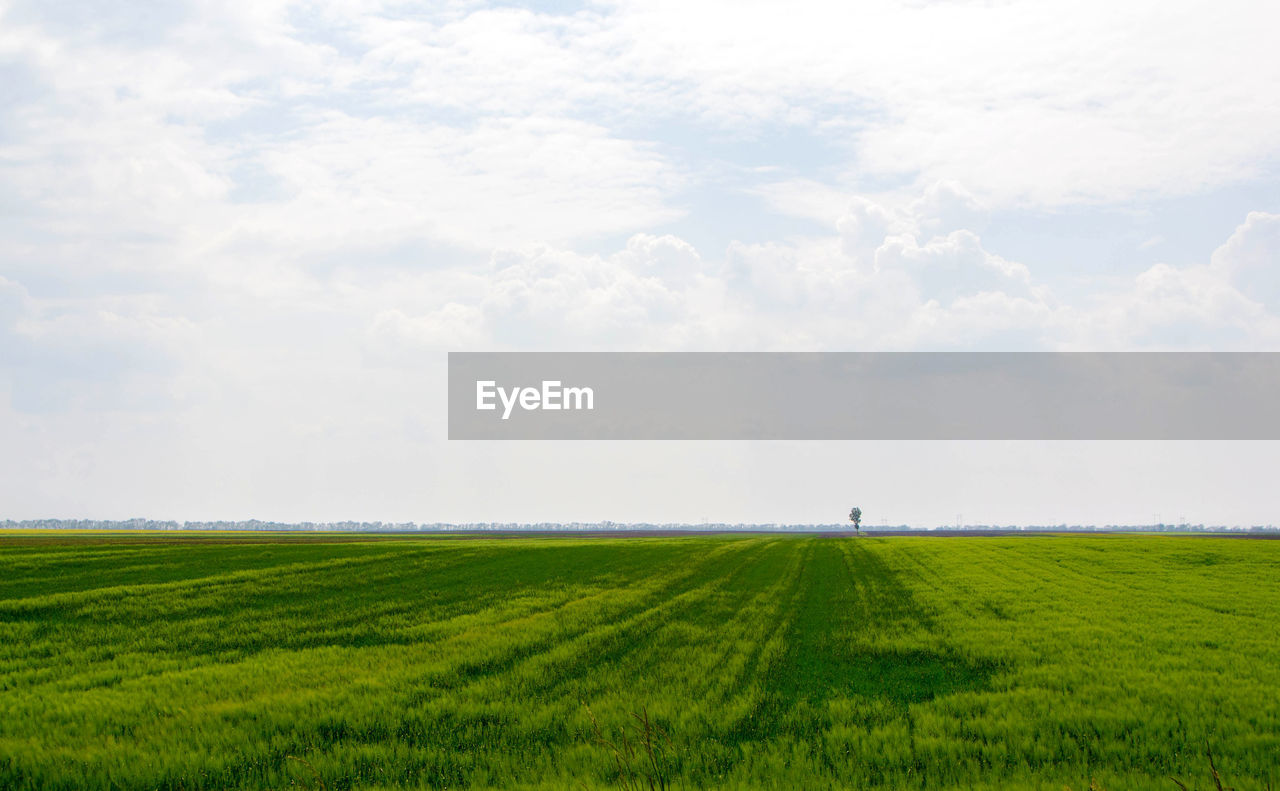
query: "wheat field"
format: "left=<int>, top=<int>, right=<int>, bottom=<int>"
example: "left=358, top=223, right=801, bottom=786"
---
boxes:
left=0, top=532, right=1276, bottom=790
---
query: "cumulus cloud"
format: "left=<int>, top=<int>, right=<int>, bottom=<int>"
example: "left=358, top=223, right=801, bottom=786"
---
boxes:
left=836, top=197, right=902, bottom=267
left=1210, top=212, right=1280, bottom=313
left=1071, top=263, right=1271, bottom=350
left=833, top=186, right=1036, bottom=310
left=908, top=181, right=989, bottom=237
left=361, top=183, right=1064, bottom=355
left=364, top=237, right=729, bottom=355
left=357, top=186, right=1280, bottom=359
left=874, top=231, right=1033, bottom=305
left=366, top=305, right=486, bottom=360
left=1060, top=214, right=1280, bottom=350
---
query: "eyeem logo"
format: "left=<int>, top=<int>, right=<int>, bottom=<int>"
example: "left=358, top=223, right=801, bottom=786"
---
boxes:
left=475, top=380, right=595, bottom=420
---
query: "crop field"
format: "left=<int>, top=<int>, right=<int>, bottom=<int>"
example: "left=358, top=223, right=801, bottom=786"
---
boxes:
left=0, top=533, right=1277, bottom=790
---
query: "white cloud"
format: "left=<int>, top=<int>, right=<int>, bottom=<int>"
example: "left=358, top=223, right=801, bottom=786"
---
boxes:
left=0, top=275, right=193, bottom=412
left=874, top=230, right=1033, bottom=305
left=1, top=2, right=686, bottom=273
left=355, top=190, right=1280, bottom=358
left=1080, top=263, right=1275, bottom=350
left=360, top=184, right=1060, bottom=355
left=5, top=0, right=1277, bottom=278
left=836, top=197, right=904, bottom=268
left=1210, top=212, right=1280, bottom=313
left=366, top=304, right=486, bottom=358
left=1065, top=215, right=1280, bottom=350
left=243, top=114, right=681, bottom=250
left=365, top=238, right=726, bottom=353
left=595, top=0, right=1280, bottom=205
left=909, top=181, right=989, bottom=237
left=750, top=179, right=856, bottom=226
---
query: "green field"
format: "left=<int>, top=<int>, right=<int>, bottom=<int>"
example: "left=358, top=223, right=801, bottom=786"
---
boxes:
left=0, top=533, right=1276, bottom=790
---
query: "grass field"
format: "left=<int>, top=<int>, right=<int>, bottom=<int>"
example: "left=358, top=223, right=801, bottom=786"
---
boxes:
left=0, top=533, right=1276, bottom=790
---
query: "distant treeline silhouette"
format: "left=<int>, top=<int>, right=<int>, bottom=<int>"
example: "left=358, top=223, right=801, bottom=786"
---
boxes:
left=2, top=518, right=1277, bottom=533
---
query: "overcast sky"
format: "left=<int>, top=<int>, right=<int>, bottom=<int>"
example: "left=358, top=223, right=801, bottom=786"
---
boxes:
left=2, top=0, right=1279, bottom=526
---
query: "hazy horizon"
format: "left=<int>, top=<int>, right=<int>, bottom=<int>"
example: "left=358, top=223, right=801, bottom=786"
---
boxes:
left=5, top=517, right=1276, bottom=533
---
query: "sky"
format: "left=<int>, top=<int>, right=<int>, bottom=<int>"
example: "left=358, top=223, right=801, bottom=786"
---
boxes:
left=2, top=0, right=1279, bottom=526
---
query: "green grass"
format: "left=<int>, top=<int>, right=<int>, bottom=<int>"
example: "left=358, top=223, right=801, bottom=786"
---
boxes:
left=0, top=532, right=1276, bottom=789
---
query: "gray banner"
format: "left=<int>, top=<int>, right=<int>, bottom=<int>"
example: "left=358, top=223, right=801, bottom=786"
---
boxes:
left=447, top=352, right=1280, bottom=439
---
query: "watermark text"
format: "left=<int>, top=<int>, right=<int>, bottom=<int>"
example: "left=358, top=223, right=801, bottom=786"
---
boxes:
left=476, top=380, right=594, bottom=420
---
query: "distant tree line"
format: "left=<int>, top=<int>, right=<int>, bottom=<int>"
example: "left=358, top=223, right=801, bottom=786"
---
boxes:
left=1, top=519, right=1276, bottom=533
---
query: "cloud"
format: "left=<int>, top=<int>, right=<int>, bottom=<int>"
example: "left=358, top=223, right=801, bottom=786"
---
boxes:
left=1081, top=263, right=1274, bottom=350
left=1210, top=212, right=1280, bottom=313
left=834, top=185, right=1033, bottom=309
left=0, top=275, right=191, bottom=412
left=366, top=304, right=486, bottom=359
left=836, top=197, right=903, bottom=268
left=10, top=0, right=1275, bottom=236
left=1064, top=215, right=1280, bottom=350
left=0, top=2, right=685, bottom=269
left=599, top=0, right=1280, bottom=205
left=358, top=186, right=1280, bottom=358
left=874, top=230, right=1033, bottom=306
left=909, top=181, right=989, bottom=237
left=241, top=114, right=681, bottom=251
left=361, top=183, right=1060, bottom=355
left=366, top=237, right=725, bottom=354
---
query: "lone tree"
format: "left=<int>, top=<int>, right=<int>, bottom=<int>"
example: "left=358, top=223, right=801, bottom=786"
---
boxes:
left=849, top=506, right=862, bottom=536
